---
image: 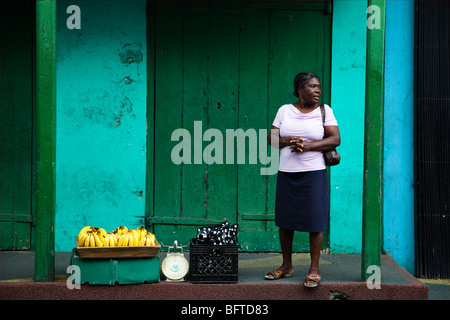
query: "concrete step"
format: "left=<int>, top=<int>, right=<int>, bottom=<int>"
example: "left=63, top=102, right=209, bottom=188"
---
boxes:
left=0, top=252, right=428, bottom=301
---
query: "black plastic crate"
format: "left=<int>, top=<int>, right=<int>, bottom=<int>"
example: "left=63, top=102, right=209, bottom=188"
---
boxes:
left=189, top=238, right=238, bottom=283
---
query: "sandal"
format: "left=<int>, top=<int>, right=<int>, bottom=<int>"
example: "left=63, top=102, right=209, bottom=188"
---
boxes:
left=304, top=274, right=321, bottom=288
left=265, top=269, right=294, bottom=280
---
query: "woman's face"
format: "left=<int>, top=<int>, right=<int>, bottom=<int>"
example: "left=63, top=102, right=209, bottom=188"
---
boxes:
left=299, top=77, right=321, bottom=104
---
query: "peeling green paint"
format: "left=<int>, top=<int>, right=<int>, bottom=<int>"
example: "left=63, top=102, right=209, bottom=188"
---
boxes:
left=119, top=43, right=144, bottom=65
left=55, top=0, right=147, bottom=251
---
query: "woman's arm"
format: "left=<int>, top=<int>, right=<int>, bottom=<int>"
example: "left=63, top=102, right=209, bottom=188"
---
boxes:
left=267, top=125, right=304, bottom=149
left=292, top=126, right=341, bottom=153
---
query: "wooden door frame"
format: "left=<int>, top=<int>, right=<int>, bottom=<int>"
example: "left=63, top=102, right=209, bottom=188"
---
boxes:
left=0, top=0, right=55, bottom=281
left=34, top=0, right=57, bottom=282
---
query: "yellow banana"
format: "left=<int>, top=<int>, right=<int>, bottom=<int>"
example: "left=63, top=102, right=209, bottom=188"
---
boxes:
left=111, top=230, right=119, bottom=240
left=100, top=233, right=106, bottom=245
left=134, top=234, right=139, bottom=246
left=78, top=232, right=89, bottom=247
left=90, top=226, right=99, bottom=234
left=85, top=234, right=91, bottom=247
left=123, top=229, right=137, bottom=246
left=131, top=234, right=136, bottom=246
left=104, top=233, right=114, bottom=247
left=118, top=233, right=129, bottom=246
left=129, top=234, right=135, bottom=246
left=78, top=226, right=91, bottom=239
left=138, top=233, right=156, bottom=246
left=98, top=228, right=107, bottom=237
left=83, top=234, right=90, bottom=247
left=124, top=234, right=130, bottom=246
left=111, top=235, right=117, bottom=247
left=136, top=226, right=147, bottom=241
left=94, top=233, right=104, bottom=247
left=89, top=234, right=96, bottom=247
left=117, top=234, right=124, bottom=246
left=116, top=226, right=128, bottom=235
left=136, top=227, right=142, bottom=241
left=82, top=233, right=88, bottom=247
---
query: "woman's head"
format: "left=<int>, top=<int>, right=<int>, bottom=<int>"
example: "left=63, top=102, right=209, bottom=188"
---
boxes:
left=293, top=72, right=320, bottom=98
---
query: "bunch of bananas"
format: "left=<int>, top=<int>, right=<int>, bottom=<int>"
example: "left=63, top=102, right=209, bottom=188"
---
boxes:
left=136, top=226, right=148, bottom=242
left=77, top=226, right=107, bottom=247
left=104, top=232, right=118, bottom=247
left=117, top=229, right=139, bottom=247
left=140, top=232, right=156, bottom=246
left=77, top=225, right=156, bottom=247
left=114, top=225, right=128, bottom=235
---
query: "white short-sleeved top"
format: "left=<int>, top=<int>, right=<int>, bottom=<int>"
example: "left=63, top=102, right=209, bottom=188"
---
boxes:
left=272, top=104, right=338, bottom=172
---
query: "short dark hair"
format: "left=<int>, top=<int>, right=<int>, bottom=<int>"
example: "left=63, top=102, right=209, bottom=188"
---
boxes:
left=293, top=72, right=320, bottom=97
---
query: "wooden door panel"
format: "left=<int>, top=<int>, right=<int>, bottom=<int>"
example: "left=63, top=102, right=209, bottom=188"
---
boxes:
left=0, top=1, right=35, bottom=250
left=237, top=8, right=331, bottom=251
left=149, top=2, right=331, bottom=251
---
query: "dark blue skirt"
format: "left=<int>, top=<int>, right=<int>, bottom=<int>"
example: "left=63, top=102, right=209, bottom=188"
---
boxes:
left=275, top=170, right=329, bottom=232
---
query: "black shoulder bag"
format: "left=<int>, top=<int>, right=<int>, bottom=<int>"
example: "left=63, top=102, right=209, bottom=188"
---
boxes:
left=319, top=104, right=340, bottom=166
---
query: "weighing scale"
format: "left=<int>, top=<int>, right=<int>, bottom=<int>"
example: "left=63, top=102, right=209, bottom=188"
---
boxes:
left=161, top=240, right=189, bottom=282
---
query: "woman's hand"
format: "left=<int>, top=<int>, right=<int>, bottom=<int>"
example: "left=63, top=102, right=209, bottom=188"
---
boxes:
left=268, top=127, right=305, bottom=150
left=268, top=126, right=333, bottom=153
left=289, top=126, right=341, bottom=153
left=285, top=136, right=306, bottom=153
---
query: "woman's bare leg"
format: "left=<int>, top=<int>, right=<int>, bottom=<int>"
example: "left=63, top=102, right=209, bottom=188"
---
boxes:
left=278, top=228, right=295, bottom=273
left=307, top=231, right=323, bottom=282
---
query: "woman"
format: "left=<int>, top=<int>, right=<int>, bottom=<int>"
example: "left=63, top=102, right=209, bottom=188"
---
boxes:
left=265, top=72, right=340, bottom=288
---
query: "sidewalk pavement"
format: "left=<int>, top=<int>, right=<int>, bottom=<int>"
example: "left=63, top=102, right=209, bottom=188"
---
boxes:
left=0, top=251, right=449, bottom=300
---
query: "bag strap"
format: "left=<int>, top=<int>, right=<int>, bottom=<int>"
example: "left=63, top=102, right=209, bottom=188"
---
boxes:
left=319, top=104, right=325, bottom=124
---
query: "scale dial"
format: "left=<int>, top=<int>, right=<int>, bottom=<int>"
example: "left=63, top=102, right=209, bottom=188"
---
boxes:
left=161, top=253, right=189, bottom=281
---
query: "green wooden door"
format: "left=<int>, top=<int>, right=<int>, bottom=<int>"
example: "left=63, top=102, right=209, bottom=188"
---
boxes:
left=0, top=1, right=35, bottom=250
left=148, top=1, right=331, bottom=251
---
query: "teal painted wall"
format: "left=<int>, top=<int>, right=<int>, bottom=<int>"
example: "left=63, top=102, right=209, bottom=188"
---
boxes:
left=329, top=0, right=367, bottom=253
left=55, top=0, right=147, bottom=251
left=383, top=0, right=415, bottom=274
